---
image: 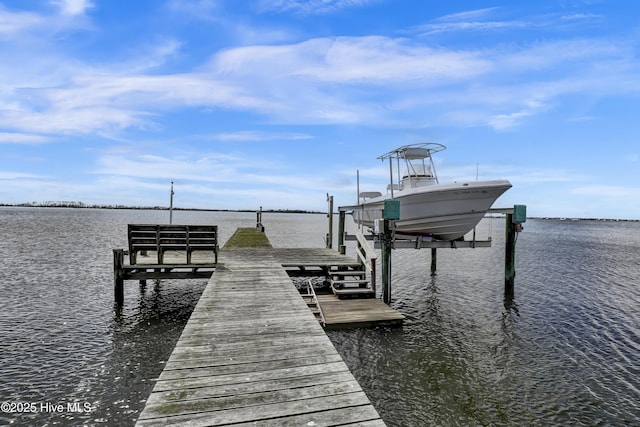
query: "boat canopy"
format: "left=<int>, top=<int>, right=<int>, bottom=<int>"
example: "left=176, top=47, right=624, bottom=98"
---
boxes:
left=359, top=191, right=382, bottom=199
left=377, top=143, right=446, bottom=161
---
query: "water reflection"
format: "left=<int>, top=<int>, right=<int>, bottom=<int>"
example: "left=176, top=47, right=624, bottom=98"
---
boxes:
left=1, top=209, right=639, bottom=426
left=97, top=279, right=207, bottom=426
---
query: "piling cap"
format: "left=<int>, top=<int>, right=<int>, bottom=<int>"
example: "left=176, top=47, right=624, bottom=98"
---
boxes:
left=383, top=199, right=400, bottom=220
left=513, top=204, right=527, bottom=223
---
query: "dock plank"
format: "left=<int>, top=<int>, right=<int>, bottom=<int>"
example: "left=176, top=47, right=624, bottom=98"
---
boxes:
left=135, top=245, right=386, bottom=426
left=137, top=393, right=374, bottom=427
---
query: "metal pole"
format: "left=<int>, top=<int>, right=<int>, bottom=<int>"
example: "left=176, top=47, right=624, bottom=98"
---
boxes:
left=326, top=194, right=334, bottom=249
left=388, top=158, right=394, bottom=198
left=356, top=169, right=360, bottom=204
left=356, top=169, right=362, bottom=227
left=396, top=155, right=401, bottom=190
left=169, top=181, right=174, bottom=224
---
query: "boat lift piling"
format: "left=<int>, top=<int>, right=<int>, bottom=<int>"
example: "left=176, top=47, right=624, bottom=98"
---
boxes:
left=505, top=204, right=526, bottom=295
left=326, top=195, right=334, bottom=249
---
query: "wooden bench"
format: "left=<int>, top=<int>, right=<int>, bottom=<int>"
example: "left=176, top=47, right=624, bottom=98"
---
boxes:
left=128, top=224, right=218, bottom=265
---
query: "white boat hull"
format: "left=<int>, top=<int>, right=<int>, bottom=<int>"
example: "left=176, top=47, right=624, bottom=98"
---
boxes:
left=352, top=180, right=512, bottom=240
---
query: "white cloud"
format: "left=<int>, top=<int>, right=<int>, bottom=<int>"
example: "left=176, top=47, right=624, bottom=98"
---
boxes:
left=93, top=151, right=335, bottom=193
left=436, top=7, right=502, bottom=22
left=410, top=7, right=527, bottom=35
left=0, top=106, right=150, bottom=135
left=415, top=20, right=528, bottom=36
left=95, top=154, right=241, bottom=182
left=489, top=109, right=537, bottom=130
left=210, top=131, right=312, bottom=142
left=0, top=72, right=275, bottom=134
left=50, top=0, right=94, bottom=16
left=166, top=0, right=222, bottom=21
left=257, top=0, right=376, bottom=15
left=0, top=171, right=47, bottom=180
left=0, top=132, right=52, bottom=144
left=212, top=36, right=490, bottom=84
left=0, top=6, right=44, bottom=37
left=2, top=17, right=639, bottom=137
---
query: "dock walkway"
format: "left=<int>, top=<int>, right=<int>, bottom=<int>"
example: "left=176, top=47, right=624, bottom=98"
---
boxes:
left=135, top=230, right=387, bottom=426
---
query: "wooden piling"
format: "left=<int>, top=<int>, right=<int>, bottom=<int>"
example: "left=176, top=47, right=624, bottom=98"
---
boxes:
left=113, top=249, right=124, bottom=305
left=381, top=219, right=392, bottom=304
left=256, top=207, right=264, bottom=232
left=430, top=248, right=437, bottom=276
left=338, top=210, right=346, bottom=255
left=505, top=213, right=516, bottom=295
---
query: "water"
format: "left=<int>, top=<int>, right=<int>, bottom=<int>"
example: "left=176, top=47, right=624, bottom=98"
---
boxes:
left=0, top=208, right=638, bottom=426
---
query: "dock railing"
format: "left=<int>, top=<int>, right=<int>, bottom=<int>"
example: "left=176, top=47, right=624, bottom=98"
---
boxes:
left=353, top=226, right=378, bottom=295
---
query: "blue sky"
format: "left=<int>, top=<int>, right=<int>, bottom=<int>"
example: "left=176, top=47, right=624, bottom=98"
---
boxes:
left=1, top=0, right=639, bottom=219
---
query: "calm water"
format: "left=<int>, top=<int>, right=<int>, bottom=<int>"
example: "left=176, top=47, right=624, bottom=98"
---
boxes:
left=0, top=207, right=638, bottom=426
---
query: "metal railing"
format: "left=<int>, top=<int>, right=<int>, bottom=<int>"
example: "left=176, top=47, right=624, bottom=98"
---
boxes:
left=302, top=279, right=325, bottom=326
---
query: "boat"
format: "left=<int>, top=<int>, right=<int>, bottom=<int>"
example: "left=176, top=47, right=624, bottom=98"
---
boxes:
left=345, top=143, right=512, bottom=241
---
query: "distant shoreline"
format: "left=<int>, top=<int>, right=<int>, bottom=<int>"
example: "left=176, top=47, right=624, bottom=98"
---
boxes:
left=0, top=202, right=324, bottom=215
left=1, top=203, right=638, bottom=222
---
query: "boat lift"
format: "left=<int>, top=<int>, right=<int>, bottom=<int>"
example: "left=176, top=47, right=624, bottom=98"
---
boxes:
left=326, top=195, right=526, bottom=305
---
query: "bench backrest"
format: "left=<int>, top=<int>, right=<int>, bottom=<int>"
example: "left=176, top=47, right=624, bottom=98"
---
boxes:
left=128, top=224, right=218, bottom=264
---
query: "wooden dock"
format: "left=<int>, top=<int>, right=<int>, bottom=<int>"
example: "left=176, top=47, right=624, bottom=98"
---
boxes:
left=135, top=228, right=397, bottom=426
left=316, top=295, right=405, bottom=329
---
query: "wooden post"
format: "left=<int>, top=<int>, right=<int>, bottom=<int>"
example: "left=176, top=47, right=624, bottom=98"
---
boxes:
left=430, top=248, right=437, bottom=276
left=356, top=241, right=365, bottom=272
left=370, top=257, right=377, bottom=296
left=338, top=210, right=346, bottom=255
left=113, top=249, right=124, bottom=305
left=326, top=195, right=333, bottom=249
left=256, top=206, right=264, bottom=232
left=505, top=213, right=516, bottom=295
left=382, top=219, right=392, bottom=305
